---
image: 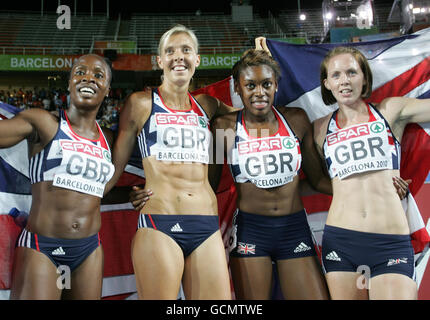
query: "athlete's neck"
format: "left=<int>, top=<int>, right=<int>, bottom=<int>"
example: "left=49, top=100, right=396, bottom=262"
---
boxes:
left=243, top=108, right=278, bottom=137
left=337, top=100, right=368, bottom=127
left=65, top=106, right=99, bottom=139
left=158, top=83, right=191, bottom=110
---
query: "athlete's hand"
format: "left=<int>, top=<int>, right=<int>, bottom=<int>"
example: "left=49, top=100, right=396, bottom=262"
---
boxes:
left=129, top=186, right=153, bottom=212
left=393, top=176, right=411, bottom=200
left=255, top=37, right=271, bottom=56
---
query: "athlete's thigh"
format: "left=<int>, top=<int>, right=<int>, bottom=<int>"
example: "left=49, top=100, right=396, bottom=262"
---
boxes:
left=277, top=256, right=329, bottom=300
left=131, top=228, right=184, bottom=299
left=10, top=247, right=62, bottom=300
left=183, top=230, right=231, bottom=300
left=369, top=273, right=417, bottom=300
left=229, top=256, right=273, bottom=300
left=325, top=271, right=368, bottom=300
left=61, top=246, right=104, bottom=300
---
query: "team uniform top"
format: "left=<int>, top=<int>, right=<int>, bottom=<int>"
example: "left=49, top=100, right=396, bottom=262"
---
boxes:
left=137, top=88, right=211, bottom=164
left=229, top=106, right=302, bottom=189
left=29, top=109, right=114, bottom=198
left=323, top=103, right=401, bottom=180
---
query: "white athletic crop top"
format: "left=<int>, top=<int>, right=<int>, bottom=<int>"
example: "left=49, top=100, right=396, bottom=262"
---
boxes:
left=229, top=107, right=302, bottom=188
left=29, top=109, right=115, bottom=198
left=323, top=103, right=401, bottom=180
left=137, top=88, right=211, bottom=164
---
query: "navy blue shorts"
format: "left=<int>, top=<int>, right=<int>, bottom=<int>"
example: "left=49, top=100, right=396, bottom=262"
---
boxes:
left=16, top=229, right=101, bottom=272
left=229, top=209, right=317, bottom=260
left=138, top=213, right=220, bottom=257
left=322, top=225, right=415, bottom=280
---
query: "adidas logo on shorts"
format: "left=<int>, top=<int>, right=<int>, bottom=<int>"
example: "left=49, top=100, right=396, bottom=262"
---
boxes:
left=294, top=242, right=312, bottom=253
left=325, top=251, right=341, bottom=261
left=170, top=223, right=183, bottom=232
left=52, top=247, right=66, bottom=256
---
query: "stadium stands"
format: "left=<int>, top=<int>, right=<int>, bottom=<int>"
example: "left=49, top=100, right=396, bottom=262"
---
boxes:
left=129, top=13, right=272, bottom=54
left=0, top=12, right=108, bottom=54
left=0, top=4, right=411, bottom=55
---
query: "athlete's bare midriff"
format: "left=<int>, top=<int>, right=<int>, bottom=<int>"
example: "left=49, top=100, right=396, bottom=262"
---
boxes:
left=26, top=181, right=102, bottom=239
left=327, top=169, right=409, bottom=235
left=141, top=157, right=218, bottom=215
left=236, top=176, right=304, bottom=216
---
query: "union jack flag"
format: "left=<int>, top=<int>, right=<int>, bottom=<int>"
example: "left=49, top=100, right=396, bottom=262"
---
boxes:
left=237, top=242, right=256, bottom=255
left=387, top=258, right=409, bottom=266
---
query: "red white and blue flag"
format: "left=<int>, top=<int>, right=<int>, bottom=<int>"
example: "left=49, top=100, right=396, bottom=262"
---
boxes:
left=237, top=242, right=256, bottom=255
left=264, top=27, right=430, bottom=254
left=194, top=27, right=430, bottom=297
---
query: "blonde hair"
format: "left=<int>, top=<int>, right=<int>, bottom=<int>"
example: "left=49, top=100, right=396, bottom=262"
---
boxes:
left=158, top=24, right=199, bottom=56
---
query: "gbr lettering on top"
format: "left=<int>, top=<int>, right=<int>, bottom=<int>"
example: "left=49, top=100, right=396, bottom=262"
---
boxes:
left=152, top=113, right=211, bottom=163
left=234, top=135, right=301, bottom=188
left=52, top=140, right=114, bottom=197
left=325, top=121, right=394, bottom=179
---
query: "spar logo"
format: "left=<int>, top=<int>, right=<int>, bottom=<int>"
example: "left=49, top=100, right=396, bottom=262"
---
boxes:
left=103, top=150, right=111, bottom=162
left=198, top=116, right=207, bottom=128
left=327, top=123, right=370, bottom=146
left=238, top=137, right=283, bottom=155
left=282, top=137, right=296, bottom=149
left=370, top=122, right=384, bottom=134
left=155, top=113, right=199, bottom=126
left=60, top=141, right=103, bottom=159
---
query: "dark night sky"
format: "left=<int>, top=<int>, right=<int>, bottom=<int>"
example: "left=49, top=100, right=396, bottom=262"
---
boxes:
left=0, top=0, right=328, bottom=16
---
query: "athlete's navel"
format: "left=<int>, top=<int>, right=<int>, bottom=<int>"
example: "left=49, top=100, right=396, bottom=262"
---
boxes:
left=72, top=222, right=80, bottom=229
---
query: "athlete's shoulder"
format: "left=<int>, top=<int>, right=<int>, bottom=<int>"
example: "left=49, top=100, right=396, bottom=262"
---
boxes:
left=276, top=106, right=308, bottom=121
left=123, top=89, right=152, bottom=115
left=275, top=106, right=310, bottom=137
left=312, top=112, right=332, bottom=148
left=211, top=110, right=239, bottom=131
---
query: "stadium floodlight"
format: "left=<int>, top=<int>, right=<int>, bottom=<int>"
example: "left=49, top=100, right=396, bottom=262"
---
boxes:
left=300, top=13, right=307, bottom=20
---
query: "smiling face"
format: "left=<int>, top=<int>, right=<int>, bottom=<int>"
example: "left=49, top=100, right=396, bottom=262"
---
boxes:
left=235, top=64, right=277, bottom=118
left=68, top=54, right=111, bottom=109
left=157, top=32, right=200, bottom=87
left=323, top=53, right=366, bottom=107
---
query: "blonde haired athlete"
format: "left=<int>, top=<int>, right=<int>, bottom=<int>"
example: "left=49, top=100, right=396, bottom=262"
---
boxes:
left=105, top=25, right=235, bottom=299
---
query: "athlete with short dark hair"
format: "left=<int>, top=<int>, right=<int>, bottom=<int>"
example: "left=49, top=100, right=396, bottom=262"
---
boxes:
left=2, top=54, right=114, bottom=299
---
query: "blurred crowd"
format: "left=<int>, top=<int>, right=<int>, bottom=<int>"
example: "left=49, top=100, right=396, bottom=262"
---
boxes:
left=0, top=87, right=133, bottom=130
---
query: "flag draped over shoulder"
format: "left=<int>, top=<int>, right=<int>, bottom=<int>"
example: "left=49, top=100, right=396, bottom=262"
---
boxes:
left=0, top=103, right=31, bottom=297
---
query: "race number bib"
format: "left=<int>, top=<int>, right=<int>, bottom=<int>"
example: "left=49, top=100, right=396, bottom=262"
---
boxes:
left=53, top=140, right=114, bottom=197
left=326, top=121, right=393, bottom=179
left=234, top=136, right=301, bottom=188
left=152, top=113, right=211, bottom=163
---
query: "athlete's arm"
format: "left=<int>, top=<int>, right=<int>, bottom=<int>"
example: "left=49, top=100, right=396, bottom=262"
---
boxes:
left=208, top=113, right=236, bottom=191
left=294, top=109, right=332, bottom=195
left=195, top=94, right=238, bottom=120
left=378, top=97, right=430, bottom=140
left=0, top=108, right=43, bottom=148
left=396, top=97, right=430, bottom=124
left=208, top=116, right=225, bottom=191
left=104, top=91, right=150, bottom=195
